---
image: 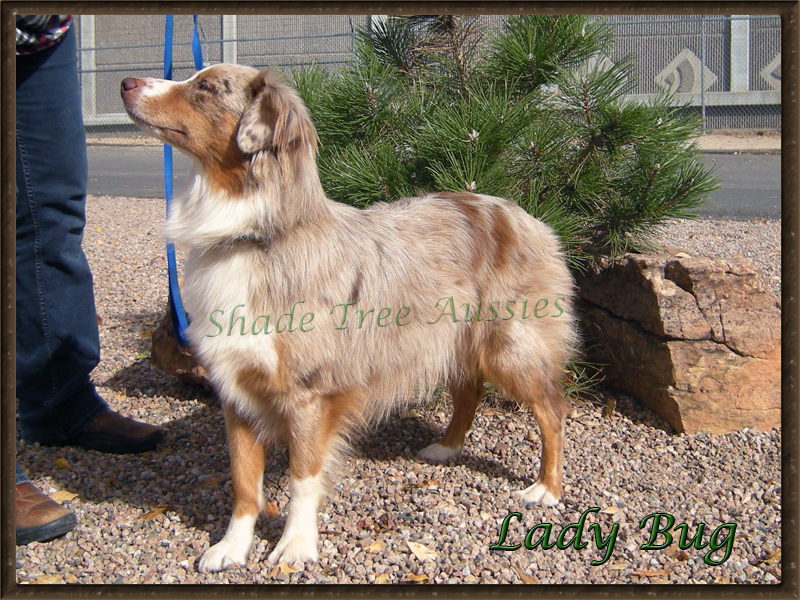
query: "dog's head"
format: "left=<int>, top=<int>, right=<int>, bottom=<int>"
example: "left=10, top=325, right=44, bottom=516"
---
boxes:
left=121, top=65, right=318, bottom=180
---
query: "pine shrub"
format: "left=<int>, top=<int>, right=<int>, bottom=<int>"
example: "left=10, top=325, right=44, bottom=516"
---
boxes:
left=288, top=15, right=718, bottom=269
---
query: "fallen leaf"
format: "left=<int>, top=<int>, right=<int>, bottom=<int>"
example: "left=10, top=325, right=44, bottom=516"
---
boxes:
left=676, top=550, right=690, bottom=561
left=54, top=458, right=71, bottom=471
left=49, top=490, right=78, bottom=504
left=278, top=562, right=300, bottom=575
left=513, top=566, right=537, bottom=584
left=198, top=475, right=228, bottom=488
left=265, top=500, right=279, bottom=519
left=33, top=574, right=64, bottom=584
left=606, top=562, right=627, bottom=570
left=600, top=506, right=620, bottom=515
left=375, top=574, right=391, bottom=584
left=134, top=352, right=149, bottom=361
left=407, top=541, right=437, bottom=561
left=763, top=548, right=781, bottom=565
left=141, top=504, right=172, bottom=521
left=481, top=408, right=504, bottom=417
left=401, top=479, right=439, bottom=491
left=366, top=540, right=383, bottom=554
left=403, top=572, right=431, bottom=583
left=631, top=569, right=671, bottom=577
left=602, top=397, right=616, bottom=418
left=674, top=252, right=692, bottom=258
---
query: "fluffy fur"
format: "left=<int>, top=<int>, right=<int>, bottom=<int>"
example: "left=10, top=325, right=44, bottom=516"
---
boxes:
left=121, top=65, right=578, bottom=572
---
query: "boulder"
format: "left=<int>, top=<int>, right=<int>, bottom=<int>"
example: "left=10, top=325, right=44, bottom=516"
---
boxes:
left=577, top=252, right=781, bottom=434
left=150, top=307, right=210, bottom=389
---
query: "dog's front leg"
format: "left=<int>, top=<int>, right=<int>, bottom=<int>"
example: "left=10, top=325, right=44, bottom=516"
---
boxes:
left=267, top=399, right=340, bottom=565
left=198, top=405, right=266, bottom=573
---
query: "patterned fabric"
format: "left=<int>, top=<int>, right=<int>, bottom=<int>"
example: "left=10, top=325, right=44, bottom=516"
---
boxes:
left=16, top=15, right=73, bottom=55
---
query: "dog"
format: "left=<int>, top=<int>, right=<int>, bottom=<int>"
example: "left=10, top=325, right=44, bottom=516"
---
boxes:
left=121, top=64, right=578, bottom=573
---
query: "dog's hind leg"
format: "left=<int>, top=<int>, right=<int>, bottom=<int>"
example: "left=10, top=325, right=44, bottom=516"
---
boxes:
left=268, top=393, right=353, bottom=565
left=198, top=404, right=267, bottom=573
left=418, top=379, right=484, bottom=463
left=513, top=382, right=569, bottom=507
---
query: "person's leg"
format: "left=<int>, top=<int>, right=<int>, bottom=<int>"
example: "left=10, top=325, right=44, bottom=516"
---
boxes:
left=16, top=26, right=162, bottom=452
left=16, top=25, right=108, bottom=442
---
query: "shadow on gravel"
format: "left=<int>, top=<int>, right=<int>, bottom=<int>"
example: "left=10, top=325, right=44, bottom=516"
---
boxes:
left=351, top=411, right=524, bottom=484
left=101, top=359, right=216, bottom=405
left=594, top=390, right=676, bottom=434
left=18, top=360, right=672, bottom=553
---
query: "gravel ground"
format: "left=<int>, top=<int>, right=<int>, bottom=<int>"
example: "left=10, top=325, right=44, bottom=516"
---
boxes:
left=15, top=197, right=782, bottom=585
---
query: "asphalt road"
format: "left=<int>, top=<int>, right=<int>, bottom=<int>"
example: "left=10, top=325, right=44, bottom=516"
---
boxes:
left=87, top=146, right=781, bottom=220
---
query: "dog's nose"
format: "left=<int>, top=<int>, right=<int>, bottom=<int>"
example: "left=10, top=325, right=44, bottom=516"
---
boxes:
left=121, top=78, right=141, bottom=93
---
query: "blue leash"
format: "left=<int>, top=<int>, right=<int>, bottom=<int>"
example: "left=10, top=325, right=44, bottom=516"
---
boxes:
left=163, top=16, right=203, bottom=347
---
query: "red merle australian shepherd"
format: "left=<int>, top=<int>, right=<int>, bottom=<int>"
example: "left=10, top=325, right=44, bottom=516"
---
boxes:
left=121, top=64, right=577, bottom=572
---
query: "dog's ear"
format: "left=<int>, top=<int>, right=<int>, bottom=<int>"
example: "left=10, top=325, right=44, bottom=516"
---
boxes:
left=237, top=70, right=317, bottom=155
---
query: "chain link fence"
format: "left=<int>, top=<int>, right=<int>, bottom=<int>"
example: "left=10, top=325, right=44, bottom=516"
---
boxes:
left=605, top=15, right=781, bottom=130
left=75, top=14, right=781, bottom=136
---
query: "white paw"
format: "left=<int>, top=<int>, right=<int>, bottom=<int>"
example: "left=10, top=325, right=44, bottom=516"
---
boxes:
left=418, top=442, right=462, bottom=463
left=197, top=513, right=256, bottom=573
left=515, top=481, right=560, bottom=507
left=268, top=534, right=319, bottom=565
left=198, top=539, right=250, bottom=573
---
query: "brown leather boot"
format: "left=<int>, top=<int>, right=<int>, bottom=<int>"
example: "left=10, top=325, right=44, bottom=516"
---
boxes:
left=16, top=482, right=77, bottom=545
left=59, top=408, right=163, bottom=454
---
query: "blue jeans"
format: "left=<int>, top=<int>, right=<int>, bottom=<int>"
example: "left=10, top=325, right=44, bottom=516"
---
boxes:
left=16, top=25, right=107, bottom=443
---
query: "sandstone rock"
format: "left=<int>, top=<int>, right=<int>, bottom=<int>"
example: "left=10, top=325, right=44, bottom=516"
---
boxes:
left=150, top=307, right=210, bottom=389
left=577, top=252, right=781, bottom=434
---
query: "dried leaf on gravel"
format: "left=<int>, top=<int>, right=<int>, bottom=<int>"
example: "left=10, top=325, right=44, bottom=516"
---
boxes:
left=481, top=408, right=504, bottom=416
left=33, top=574, right=64, bottom=584
left=141, top=504, right=173, bottom=521
left=134, top=352, right=149, bottom=361
left=366, top=540, right=383, bottom=554
left=514, top=566, right=537, bottom=584
left=632, top=569, right=671, bottom=577
left=606, top=562, right=627, bottom=570
left=401, top=409, right=422, bottom=418
left=763, top=548, right=781, bottom=565
left=278, top=562, right=300, bottom=575
left=403, top=572, right=431, bottom=583
left=603, top=397, right=616, bottom=418
left=401, top=479, right=438, bottom=491
left=49, top=490, right=78, bottom=503
left=374, top=574, right=391, bottom=584
left=198, top=475, right=227, bottom=488
left=406, top=541, right=437, bottom=561
left=600, top=506, right=620, bottom=515
left=54, top=458, right=71, bottom=471
left=265, top=500, right=279, bottom=518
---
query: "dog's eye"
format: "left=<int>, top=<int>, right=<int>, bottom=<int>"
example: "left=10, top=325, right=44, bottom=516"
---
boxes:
left=198, top=79, right=213, bottom=92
